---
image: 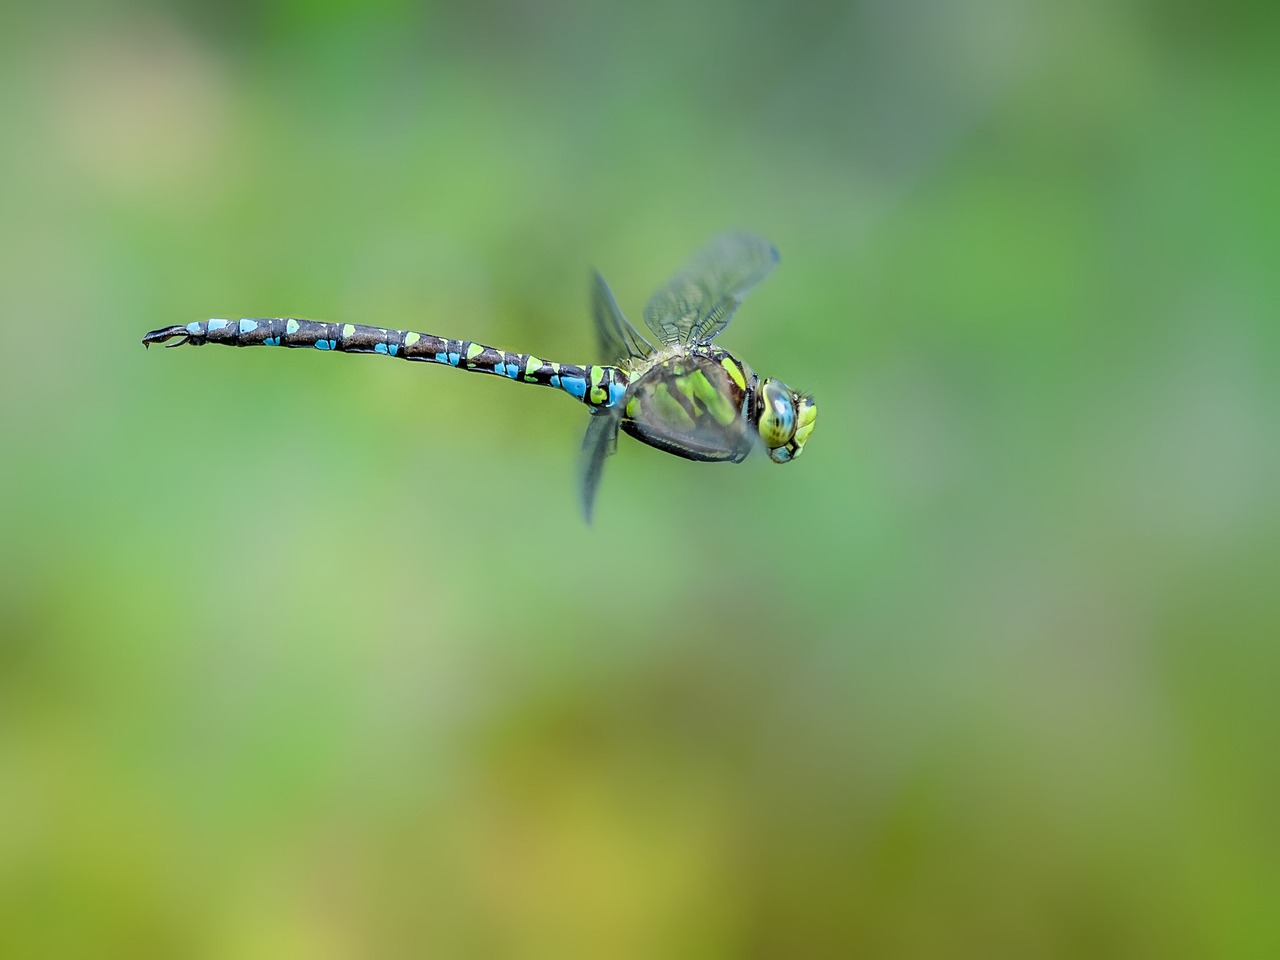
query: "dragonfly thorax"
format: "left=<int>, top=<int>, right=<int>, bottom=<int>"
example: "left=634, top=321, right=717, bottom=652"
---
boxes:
left=617, top=346, right=817, bottom=466
left=619, top=347, right=756, bottom=463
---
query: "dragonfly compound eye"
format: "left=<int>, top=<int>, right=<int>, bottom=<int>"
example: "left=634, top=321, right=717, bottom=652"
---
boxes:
left=761, top=384, right=816, bottom=464
left=757, top=379, right=797, bottom=449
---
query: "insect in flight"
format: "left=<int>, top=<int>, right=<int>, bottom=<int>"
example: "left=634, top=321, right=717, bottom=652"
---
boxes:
left=142, top=231, right=817, bottom=520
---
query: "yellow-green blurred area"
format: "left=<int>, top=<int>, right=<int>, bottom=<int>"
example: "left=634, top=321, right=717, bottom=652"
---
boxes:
left=2, top=0, right=1277, bottom=954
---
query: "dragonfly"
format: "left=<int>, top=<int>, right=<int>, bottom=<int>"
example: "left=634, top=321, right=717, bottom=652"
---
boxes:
left=142, top=231, right=817, bottom=520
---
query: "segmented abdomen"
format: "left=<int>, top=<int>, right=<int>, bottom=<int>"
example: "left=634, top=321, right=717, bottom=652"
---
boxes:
left=161, top=318, right=629, bottom=408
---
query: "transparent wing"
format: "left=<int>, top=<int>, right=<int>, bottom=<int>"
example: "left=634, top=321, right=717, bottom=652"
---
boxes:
left=642, top=231, right=779, bottom=346
left=620, top=355, right=757, bottom=464
left=624, top=407, right=754, bottom=463
left=592, top=270, right=654, bottom=361
left=578, top=407, right=622, bottom=523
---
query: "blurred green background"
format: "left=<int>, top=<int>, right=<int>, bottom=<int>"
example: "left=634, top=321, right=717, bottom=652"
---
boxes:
left=2, top=0, right=1277, bottom=955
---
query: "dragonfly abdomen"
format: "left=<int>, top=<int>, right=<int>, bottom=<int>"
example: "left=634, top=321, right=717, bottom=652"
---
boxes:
left=141, top=318, right=629, bottom=408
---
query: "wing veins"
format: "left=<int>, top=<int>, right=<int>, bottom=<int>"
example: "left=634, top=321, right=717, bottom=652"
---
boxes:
left=642, top=231, right=779, bottom=346
left=592, top=270, right=653, bottom=361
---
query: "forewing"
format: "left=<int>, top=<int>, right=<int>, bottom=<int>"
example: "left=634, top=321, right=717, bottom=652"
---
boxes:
left=578, top=407, right=622, bottom=523
left=592, top=270, right=653, bottom=361
left=642, top=231, right=779, bottom=346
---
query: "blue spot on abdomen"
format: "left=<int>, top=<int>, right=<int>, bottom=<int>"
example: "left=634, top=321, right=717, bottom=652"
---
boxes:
left=560, top=375, right=587, bottom=399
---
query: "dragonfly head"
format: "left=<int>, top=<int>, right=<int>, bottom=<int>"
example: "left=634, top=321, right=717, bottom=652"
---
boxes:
left=754, top=378, right=817, bottom=463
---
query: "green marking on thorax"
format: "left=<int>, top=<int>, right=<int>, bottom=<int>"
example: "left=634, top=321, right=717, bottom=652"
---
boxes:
left=648, top=383, right=697, bottom=430
left=523, top=355, right=542, bottom=381
left=404, top=332, right=421, bottom=347
left=342, top=323, right=356, bottom=338
left=721, top=357, right=747, bottom=391
left=464, top=342, right=484, bottom=361
left=676, top=370, right=738, bottom=426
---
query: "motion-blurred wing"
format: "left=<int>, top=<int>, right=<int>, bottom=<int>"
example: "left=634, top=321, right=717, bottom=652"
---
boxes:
left=642, top=231, right=779, bottom=346
left=592, top=270, right=653, bottom=361
left=578, top=407, right=622, bottom=523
